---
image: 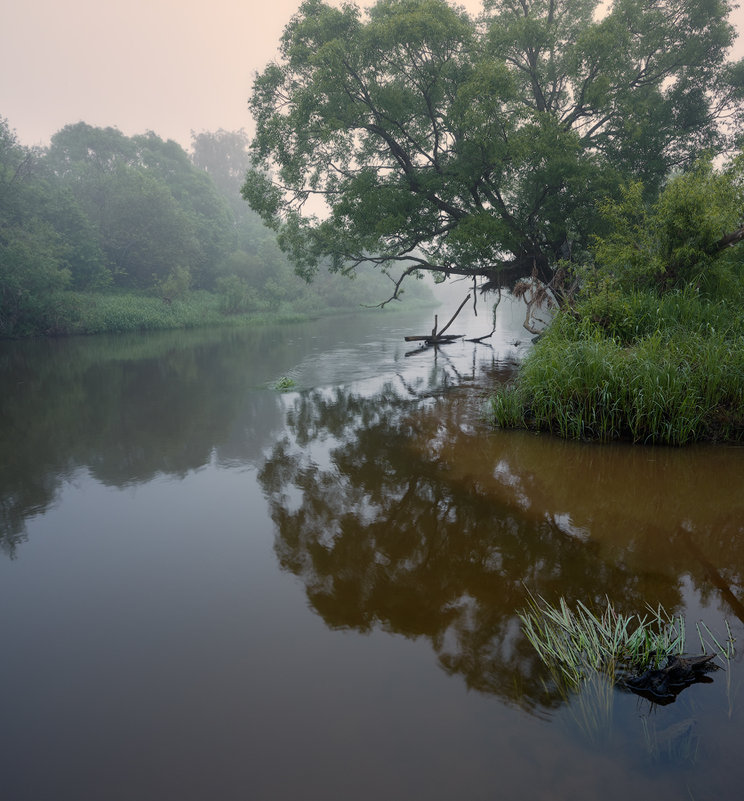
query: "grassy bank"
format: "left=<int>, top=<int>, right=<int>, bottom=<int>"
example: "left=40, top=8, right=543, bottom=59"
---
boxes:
left=8, top=288, right=437, bottom=338
left=490, top=290, right=744, bottom=444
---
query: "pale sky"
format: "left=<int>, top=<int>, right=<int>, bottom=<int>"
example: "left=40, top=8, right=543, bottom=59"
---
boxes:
left=2, top=0, right=743, bottom=150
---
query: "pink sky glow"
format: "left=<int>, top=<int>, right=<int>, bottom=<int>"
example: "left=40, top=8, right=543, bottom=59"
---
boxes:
left=1, top=0, right=743, bottom=150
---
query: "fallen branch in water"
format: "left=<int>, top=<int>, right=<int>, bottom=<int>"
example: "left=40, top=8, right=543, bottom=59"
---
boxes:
left=404, top=293, right=470, bottom=347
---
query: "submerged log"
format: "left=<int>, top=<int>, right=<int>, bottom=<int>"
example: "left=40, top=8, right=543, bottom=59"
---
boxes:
left=404, top=334, right=462, bottom=342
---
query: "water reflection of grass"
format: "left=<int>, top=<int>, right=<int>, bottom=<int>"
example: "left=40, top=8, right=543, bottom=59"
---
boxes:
left=641, top=713, right=700, bottom=764
left=523, top=595, right=736, bottom=764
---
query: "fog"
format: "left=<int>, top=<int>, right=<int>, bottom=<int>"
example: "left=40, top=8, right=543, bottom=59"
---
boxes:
left=0, top=0, right=472, bottom=148
left=4, top=0, right=743, bottom=149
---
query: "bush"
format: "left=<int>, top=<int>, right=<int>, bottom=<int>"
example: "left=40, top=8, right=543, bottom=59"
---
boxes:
left=155, top=265, right=192, bottom=302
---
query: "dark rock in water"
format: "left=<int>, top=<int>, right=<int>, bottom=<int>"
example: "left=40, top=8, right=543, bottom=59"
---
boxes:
left=623, top=654, right=718, bottom=705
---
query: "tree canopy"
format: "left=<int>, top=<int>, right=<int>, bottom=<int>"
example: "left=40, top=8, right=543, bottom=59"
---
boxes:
left=243, top=0, right=744, bottom=300
left=46, top=123, right=236, bottom=289
left=0, top=115, right=435, bottom=337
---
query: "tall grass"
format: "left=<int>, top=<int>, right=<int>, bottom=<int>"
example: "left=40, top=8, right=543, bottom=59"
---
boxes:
left=520, top=595, right=684, bottom=689
left=17, top=289, right=398, bottom=337
left=519, top=594, right=734, bottom=693
left=491, top=291, right=744, bottom=444
left=34, top=290, right=229, bottom=335
left=71, top=290, right=323, bottom=334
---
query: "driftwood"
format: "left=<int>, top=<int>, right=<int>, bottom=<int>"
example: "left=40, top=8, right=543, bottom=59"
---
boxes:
left=623, top=654, right=718, bottom=705
left=404, top=294, right=470, bottom=350
left=404, top=333, right=462, bottom=343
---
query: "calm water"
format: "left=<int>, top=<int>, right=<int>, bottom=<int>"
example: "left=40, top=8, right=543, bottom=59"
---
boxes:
left=1, top=298, right=743, bottom=801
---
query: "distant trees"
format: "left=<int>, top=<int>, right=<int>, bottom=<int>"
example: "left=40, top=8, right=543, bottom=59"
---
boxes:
left=0, top=117, right=433, bottom=337
left=46, top=123, right=235, bottom=290
left=0, top=118, right=104, bottom=335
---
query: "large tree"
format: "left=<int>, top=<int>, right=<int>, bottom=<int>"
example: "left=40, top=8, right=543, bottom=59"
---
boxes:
left=243, top=0, right=744, bottom=301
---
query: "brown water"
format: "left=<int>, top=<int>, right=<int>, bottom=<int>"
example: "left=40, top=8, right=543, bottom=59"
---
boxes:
left=1, top=300, right=742, bottom=801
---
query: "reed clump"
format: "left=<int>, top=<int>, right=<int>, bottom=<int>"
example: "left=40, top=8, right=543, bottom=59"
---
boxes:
left=518, top=594, right=734, bottom=695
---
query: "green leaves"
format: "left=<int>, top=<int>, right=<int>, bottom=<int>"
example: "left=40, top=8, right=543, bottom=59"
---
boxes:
left=593, top=158, right=744, bottom=292
left=245, top=0, right=743, bottom=295
left=45, top=124, right=236, bottom=290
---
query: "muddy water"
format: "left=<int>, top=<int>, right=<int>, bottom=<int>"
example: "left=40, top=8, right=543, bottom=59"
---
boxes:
left=0, top=299, right=742, bottom=800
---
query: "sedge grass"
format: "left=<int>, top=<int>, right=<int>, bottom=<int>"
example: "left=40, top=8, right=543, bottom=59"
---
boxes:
left=519, top=594, right=733, bottom=695
left=491, top=321, right=744, bottom=444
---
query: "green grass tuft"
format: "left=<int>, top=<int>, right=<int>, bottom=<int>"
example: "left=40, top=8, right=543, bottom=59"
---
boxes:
left=519, top=594, right=734, bottom=694
left=491, top=291, right=744, bottom=444
left=274, top=376, right=297, bottom=391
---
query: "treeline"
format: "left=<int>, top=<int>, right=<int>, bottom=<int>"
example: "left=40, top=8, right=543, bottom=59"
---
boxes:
left=0, top=119, right=431, bottom=337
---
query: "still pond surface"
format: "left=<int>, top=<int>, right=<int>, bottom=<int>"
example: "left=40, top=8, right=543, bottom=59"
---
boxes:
left=1, top=298, right=743, bottom=801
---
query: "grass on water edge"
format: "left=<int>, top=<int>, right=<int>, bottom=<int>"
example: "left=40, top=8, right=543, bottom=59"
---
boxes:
left=519, top=593, right=735, bottom=694
left=519, top=594, right=736, bottom=753
left=490, top=291, right=744, bottom=445
left=10, top=289, right=436, bottom=338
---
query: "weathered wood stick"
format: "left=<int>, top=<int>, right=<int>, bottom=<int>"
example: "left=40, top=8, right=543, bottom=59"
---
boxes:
left=437, top=294, right=471, bottom=338
left=404, top=333, right=463, bottom=342
left=425, top=336, right=462, bottom=345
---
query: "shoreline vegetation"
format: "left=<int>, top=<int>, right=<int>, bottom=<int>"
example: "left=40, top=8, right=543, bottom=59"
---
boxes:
left=489, top=161, right=744, bottom=447
left=0, top=120, right=435, bottom=340
left=3, top=287, right=437, bottom=339
left=236, top=0, right=744, bottom=449
left=489, top=291, right=744, bottom=445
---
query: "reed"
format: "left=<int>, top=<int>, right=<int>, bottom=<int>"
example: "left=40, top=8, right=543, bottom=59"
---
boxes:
left=274, top=376, right=297, bottom=391
left=518, top=594, right=733, bottom=695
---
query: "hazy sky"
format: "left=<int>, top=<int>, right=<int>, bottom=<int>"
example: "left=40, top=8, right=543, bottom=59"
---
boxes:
left=2, top=0, right=743, bottom=150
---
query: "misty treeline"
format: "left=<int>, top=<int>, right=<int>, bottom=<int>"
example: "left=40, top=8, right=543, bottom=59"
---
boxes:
left=0, top=119, right=431, bottom=337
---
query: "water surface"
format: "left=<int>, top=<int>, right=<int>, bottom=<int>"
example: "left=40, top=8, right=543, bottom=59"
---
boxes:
left=1, top=299, right=742, bottom=800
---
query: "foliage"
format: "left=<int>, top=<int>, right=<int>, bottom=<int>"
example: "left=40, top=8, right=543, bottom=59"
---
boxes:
left=519, top=594, right=734, bottom=695
left=244, top=0, right=743, bottom=297
left=590, top=159, right=744, bottom=293
left=1, top=116, right=433, bottom=338
left=0, top=118, right=77, bottom=336
left=55, top=291, right=225, bottom=334
left=155, top=265, right=193, bottom=302
left=491, top=311, right=744, bottom=444
left=191, top=129, right=250, bottom=214
left=216, top=274, right=256, bottom=314
left=45, top=123, right=235, bottom=290
left=520, top=595, right=733, bottom=747
left=492, top=155, right=744, bottom=444
left=274, top=376, right=297, bottom=391
left=520, top=595, right=686, bottom=689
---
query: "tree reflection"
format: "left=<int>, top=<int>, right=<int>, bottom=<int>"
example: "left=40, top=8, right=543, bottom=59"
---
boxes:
left=259, top=381, right=744, bottom=711
left=0, top=327, right=292, bottom=555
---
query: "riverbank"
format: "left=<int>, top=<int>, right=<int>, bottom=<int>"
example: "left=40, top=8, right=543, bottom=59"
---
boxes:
left=489, top=288, right=744, bottom=445
left=3, top=288, right=438, bottom=339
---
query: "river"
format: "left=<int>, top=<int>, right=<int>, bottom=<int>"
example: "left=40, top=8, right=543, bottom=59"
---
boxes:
left=1, top=296, right=743, bottom=800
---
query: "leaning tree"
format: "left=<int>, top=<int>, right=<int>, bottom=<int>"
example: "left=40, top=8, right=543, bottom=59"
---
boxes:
left=243, top=0, right=744, bottom=305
